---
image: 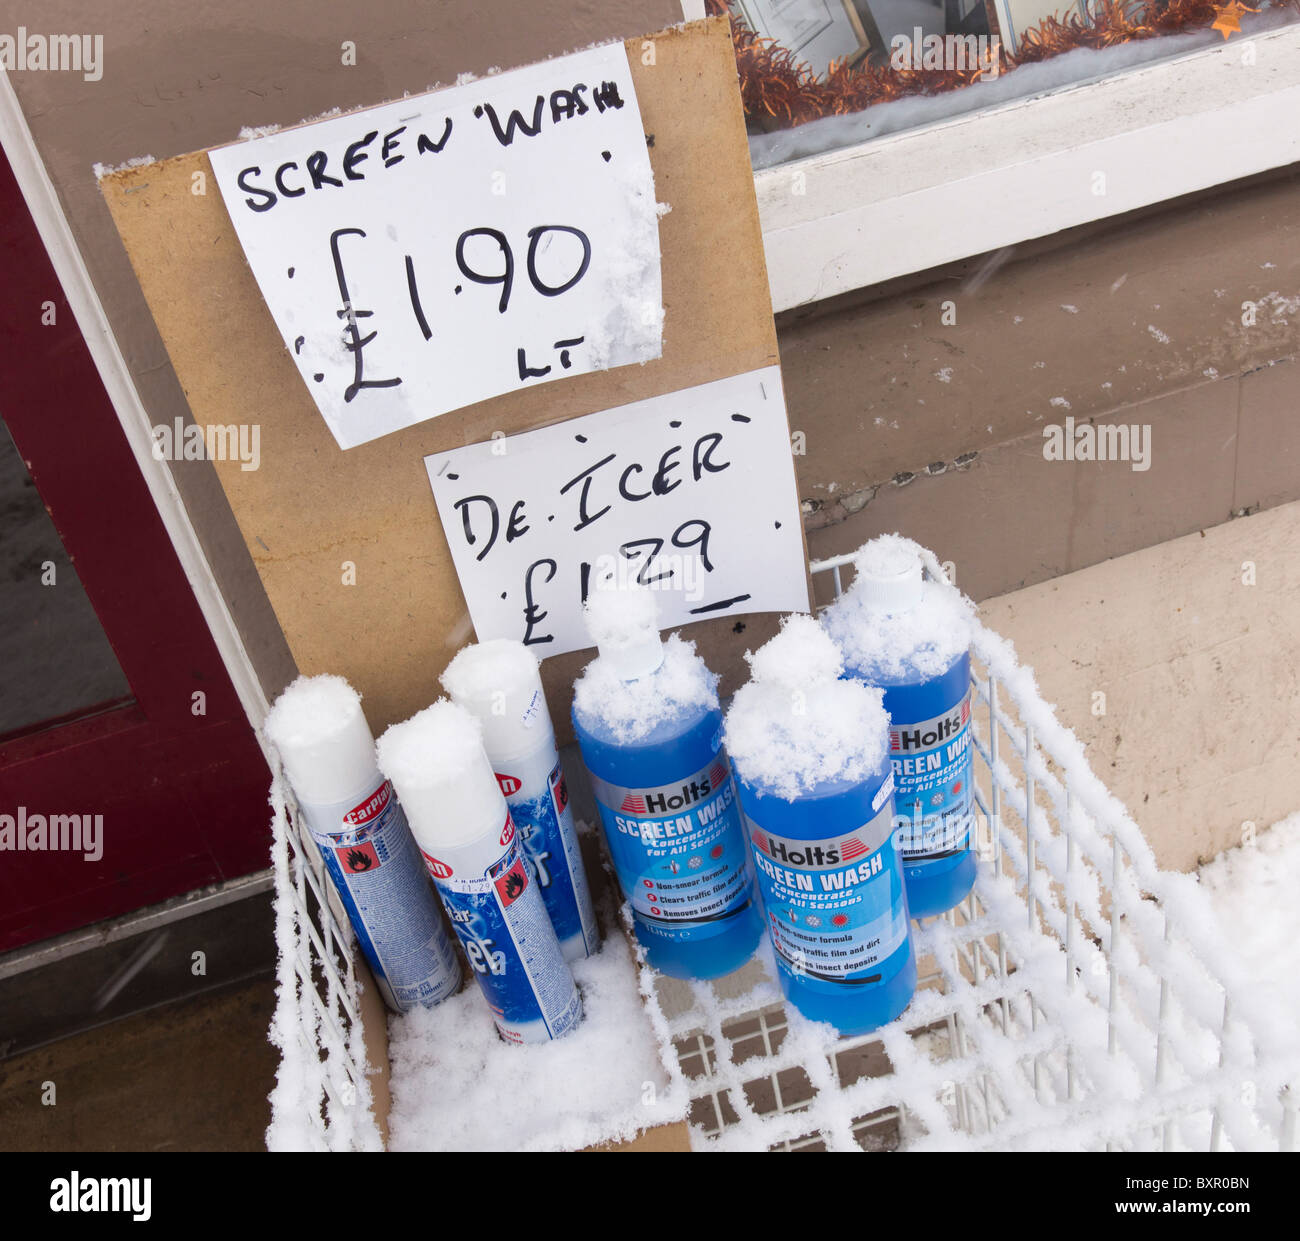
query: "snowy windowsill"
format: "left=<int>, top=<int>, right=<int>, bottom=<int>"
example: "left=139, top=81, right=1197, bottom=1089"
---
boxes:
left=753, top=15, right=1300, bottom=311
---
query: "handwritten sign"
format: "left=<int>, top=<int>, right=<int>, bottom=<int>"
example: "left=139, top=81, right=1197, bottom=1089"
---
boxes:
left=426, top=367, right=809, bottom=655
left=210, top=43, right=663, bottom=450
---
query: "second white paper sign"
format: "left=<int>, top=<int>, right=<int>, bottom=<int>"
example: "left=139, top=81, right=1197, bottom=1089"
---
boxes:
left=426, top=367, right=809, bottom=655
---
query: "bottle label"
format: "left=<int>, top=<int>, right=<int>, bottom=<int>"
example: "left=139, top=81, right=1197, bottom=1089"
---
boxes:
left=420, top=813, right=582, bottom=1044
left=493, top=743, right=599, bottom=958
left=745, top=798, right=910, bottom=994
left=298, top=777, right=461, bottom=1010
left=890, top=689, right=974, bottom=862
left=589, top=751, right=756, bottom=944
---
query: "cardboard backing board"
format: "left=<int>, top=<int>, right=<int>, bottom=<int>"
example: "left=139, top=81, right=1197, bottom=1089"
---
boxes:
left=101, top=18, right=795, bottom=740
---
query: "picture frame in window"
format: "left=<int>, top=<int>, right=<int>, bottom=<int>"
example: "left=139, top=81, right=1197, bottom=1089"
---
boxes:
left=987, top=0, right=1091, bottom=55
left=732, top=0, right=878, bottom=77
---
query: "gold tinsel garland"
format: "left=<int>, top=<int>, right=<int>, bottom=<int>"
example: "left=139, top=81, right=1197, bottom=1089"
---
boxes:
left=706, top=0, right=1297, bottom=130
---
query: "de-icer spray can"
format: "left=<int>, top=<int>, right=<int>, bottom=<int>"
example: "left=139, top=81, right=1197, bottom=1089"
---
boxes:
left=377, top=701, right=582, bottom=1044
left=441, top=639, right=599, bottom=962
left=726, top=616, right=916, bottom=1035
left=571, top=582, right=762, bottom=981
left=264, top=675, right=461, bottom=1014
left=823, top=536, right=976, bottom=918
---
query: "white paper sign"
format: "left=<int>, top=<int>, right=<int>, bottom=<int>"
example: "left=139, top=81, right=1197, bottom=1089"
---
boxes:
left=426, top=367, right=809, bottom=655
left=210, top=43, right=663, bottom=450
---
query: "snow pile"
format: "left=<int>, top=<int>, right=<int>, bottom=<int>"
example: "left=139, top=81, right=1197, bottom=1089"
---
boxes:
left=822, top=534, right=973, bottom=683
left=375, top=700, right=483, bottom=794
left=746, top=611, right=842, bottom=687
left=264, top=673, right=361, bottom=754
left=573, top=633, right=717, bottom=743
left=376, top=700, right=503, bottom=850
left=583, top=576, right=660, bottom=649
left=440, top=637, right=544, bottom=739
left=725, top=614, right=890, bottom=800
left=387, top=886, right=687, bottom=1151
left=441, top=637, right=538, bottom=703
left=1198, top=811, right=1300, bottom=1031
left=585, top=154, right=666, bottom=372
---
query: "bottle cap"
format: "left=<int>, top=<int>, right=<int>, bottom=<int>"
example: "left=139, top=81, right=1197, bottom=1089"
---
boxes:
left=441, top=638, right=553, bottom=761
left=583, top=580, right=665, bottom=682
left=265, top=675, right=378, bottom=806
left=376, top=701, right=505, bottom=851
left=852, top=540, right=924, bottom=614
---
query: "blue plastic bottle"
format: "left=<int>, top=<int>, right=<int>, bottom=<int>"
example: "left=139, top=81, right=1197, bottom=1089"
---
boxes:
left=824, top=537, right=976, bottom=919
left=726, top=616, right=916, bottom=1035
left=572, top=586, right=763, bottom=980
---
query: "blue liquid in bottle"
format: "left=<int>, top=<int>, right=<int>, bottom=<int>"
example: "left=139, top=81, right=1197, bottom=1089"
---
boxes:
left=572, top=587, right=762, bottom=981
left=727, top=616, right=915, bottom=1035
left=825, top=537, right=976, bottom=919
left=869, top=654, right=976, bottom=918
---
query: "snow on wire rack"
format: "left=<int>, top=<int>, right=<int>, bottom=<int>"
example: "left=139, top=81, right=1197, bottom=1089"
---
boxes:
left=265, top=771, right=383, bottom=1152
left=638, top=550, right=1298, bottom=1152
left=265, top=549, right=1296, bottom=1152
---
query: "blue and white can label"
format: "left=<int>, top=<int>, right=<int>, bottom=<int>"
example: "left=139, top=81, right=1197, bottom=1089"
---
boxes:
left=745, top=780, right=910, bottom=995
left=589, top=752, right=756, bottom=943
left=420, top=814, right=582, bottom=1044
left=494, top=743, right=599, bottom=961
left=300, top=778, right=461, bottom=1013
left=890, top=690, right=974, bottom=861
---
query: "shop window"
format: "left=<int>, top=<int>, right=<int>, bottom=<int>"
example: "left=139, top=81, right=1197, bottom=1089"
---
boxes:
left=709, top=0, right=1300, bottom=167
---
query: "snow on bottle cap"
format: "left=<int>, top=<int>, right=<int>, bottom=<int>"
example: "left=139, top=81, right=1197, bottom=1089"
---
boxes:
left=851, top=535, right=924, bottom=614
left=583, top=577, right=665, bottom=682
left=376, top=700, right=504, bottom=851
left=725, top=615, right=890, bottom=800
left=440, top=638, right=551, bottom=761
left=745, top=613, right=843, bottom=688
left=265, top=674, right=378, bottom=805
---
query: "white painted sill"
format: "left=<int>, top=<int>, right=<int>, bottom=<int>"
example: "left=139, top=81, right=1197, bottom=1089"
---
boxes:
left=755, top=22, right=1300, bottom=312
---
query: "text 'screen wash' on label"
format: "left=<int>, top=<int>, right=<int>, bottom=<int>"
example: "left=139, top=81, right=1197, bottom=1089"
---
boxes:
left=890, top=690, right=974, bottom=862
left=588, top=751, right=756, bottom=944
left=300, top=778, right=461, bottom=1011
left=420, top=813, right=582, bottom=1044
left=745, top=776, right=910, bottom=995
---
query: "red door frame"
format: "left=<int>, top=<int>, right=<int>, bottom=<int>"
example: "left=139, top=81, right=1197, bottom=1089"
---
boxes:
left=0, top=147, right=272, bottom=953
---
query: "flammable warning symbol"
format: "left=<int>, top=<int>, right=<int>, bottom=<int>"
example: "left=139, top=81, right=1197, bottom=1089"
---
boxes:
left=494, top=858, right=529, bottom=908
left=338, top=841, right=380, bottom=874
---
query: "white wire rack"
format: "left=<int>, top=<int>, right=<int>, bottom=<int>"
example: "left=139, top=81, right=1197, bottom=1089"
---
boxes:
left=644, top=551, right=1298, bottom=1151
left=266, top=549, right=1297, bottom=1151
left=265, top=774, right=382, bottom=1152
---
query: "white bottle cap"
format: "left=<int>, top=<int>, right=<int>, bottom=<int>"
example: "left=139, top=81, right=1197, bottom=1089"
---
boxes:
left=441, top=638, right=552, bottom=762
left=376, top=701, right=504, bottom=851
left=583, top=580, right=665, bottom=682
left=264, top=674, right=378, bottom=805
left=852, top=539, right=924, bottom=614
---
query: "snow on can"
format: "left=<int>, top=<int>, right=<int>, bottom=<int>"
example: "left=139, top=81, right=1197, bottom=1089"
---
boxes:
left=442, top=640, right=599, bottom=962
left=266, top=676, right=462, bottom=1014
left=378, top=700, right=582, bottom=1044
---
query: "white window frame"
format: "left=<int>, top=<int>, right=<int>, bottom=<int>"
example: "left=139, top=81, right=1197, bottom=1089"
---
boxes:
left=737, top=20, right=1300, bottom=311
